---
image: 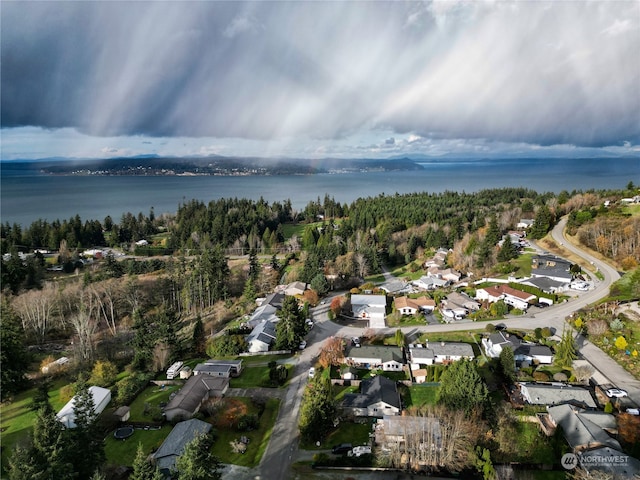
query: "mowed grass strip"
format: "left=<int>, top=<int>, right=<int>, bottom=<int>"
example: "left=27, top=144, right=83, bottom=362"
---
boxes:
left=128, top=384, right=181, bottom=422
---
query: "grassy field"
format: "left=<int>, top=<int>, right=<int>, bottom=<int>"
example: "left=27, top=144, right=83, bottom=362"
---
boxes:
left=104, top=425, right=172, bottom=466
left=281, top=222, right=322, bottom=240
left=0, top=379, right=70, bottom=474
left=128, top=384, right=181, bottom=422
left=229, top=364, right=293, bottom=388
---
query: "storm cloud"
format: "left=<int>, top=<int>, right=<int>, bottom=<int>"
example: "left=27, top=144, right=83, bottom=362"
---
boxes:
left=2, top=1, right=639, bottom=150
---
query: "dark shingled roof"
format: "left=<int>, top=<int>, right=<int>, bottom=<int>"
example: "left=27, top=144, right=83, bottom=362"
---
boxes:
left=342, top=376, right=401, bottom=410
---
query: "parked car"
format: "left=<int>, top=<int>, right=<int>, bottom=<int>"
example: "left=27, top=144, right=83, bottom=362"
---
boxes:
left=534, top=302, right=549, bottom=308
left=308, top=367, right=315, bottom=378
left=348, top=445, right=372, bottom=457
left=625, top=408, right=639, bottom=415
left=605, top=388, right=628, bottom=398
left=299, top=340, right=307, bottom=350
left=351, top=337, right=361, bottom=347
left=332, top=443, right=352, bottom=455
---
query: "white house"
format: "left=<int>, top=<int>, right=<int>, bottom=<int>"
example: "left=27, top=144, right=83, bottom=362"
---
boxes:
left=517, top=219, right=534, bottom=229
left=413, top=276, right=448, bottom=291
left=57, top=386, right=111, bottom=428
left=476, top=285, right=536, bottom=310
left=531, top=255, right=573, bottom=283
left=350, top=294, right=387, bottom=328
left=409, top=342, right=475, bottom=367
left=246, top=320, right=277, bottom=353
left=344, top=345, right=404, bottom=371
left=482, top=332, right=553, bottom=364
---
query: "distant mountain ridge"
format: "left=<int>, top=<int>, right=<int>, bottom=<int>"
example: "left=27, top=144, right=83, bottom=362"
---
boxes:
left=4, top=156, right=425, bottom=176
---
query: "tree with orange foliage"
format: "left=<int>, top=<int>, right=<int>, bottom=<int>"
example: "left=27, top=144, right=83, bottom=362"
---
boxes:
left=303, top=289, right=319, bottom=306
left=318, top=336, right=345, bottom=369
left=330, top=296, right=344, bottom=316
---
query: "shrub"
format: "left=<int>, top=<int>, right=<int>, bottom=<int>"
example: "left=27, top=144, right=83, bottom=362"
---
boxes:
left=533, top=371, right=550, bottom=382
left=237, top=413, right=259, bottom=431
left=115, top=372, right=152, bottom=406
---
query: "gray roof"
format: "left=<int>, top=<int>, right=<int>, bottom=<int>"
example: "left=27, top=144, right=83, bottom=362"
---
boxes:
left=247, top=320, right=277, bottom=343
left=193, top=363, right=231, bottom=375
left=520, top=276, right=568, bottom=292
left=164, top=376, right=228, bottom=416
left=429, top=342, right=475, bottom=358
left=547, top=404, right=620, bottom=451
left=520, top=383, right=596, bottom=408
left=514, top=344, right=553, bottom=358
left=531, top=255, right=573, bottom=280
left=346, top=344, right=404, bottom=364
left=488, top=331, right=521, bottom=349
left=579, top=447, right=640, bottom=479
left=154, top=419, right=212, bottom=473
left=342, top=376, right=401, bottom=410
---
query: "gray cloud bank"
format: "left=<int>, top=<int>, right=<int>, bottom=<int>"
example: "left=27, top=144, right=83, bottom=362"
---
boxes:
left=2, top=1, right=639, bottom=148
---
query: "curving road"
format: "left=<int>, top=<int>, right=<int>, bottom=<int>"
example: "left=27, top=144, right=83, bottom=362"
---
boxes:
left=223, top=216, right=639, bottom=479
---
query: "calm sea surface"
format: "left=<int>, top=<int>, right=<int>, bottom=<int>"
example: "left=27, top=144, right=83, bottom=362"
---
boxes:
left=2, top=158, right=639, bottom=227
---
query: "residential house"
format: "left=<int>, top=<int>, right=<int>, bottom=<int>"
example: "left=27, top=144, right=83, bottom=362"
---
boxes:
left=246, top=320, right=277, bottom=353
left=517, top=219, right=534, bottom=229
left=341, top=376, right=401, bottom=418
left=482, top=332, right=553, bottom=364
left=519, top=276, right=567, bottom=295
left=193, top=359, right=243, bottom=378
left=408, top=342, right=475, bottom=367
left=374, top=414, right=442, bottom=450
left=380, top=279, right=411, bottom=294
left=519, top=383, right=597, bottom=408
left=246, top=293, right=282, bottom=328
left=441, top=291, right=480, bottom=312
left=427, top=267, right=462, bottom=283
left=547, top=404, right=619, bottom=452
left=531, top=255, right=573, bottom=283
left=163, top=376, right=229, bottom=422
left=476, top=284, right=536, bottom=310
left=514, top=344, right=553, bottom=365
left=350, top=294, right=387, bottom=328
left=284, top=281, right=307, bottom=296
left=424, top=248, right=449, bottom=269
left=344, top=344, right=404, bottom=372
left=412, top=276, right=448, bottom=291
left=153, top=419, right=212, bottom=475
left=57, top=386, right=111, bottom=428
left=394, top=296, right=435, bottom=315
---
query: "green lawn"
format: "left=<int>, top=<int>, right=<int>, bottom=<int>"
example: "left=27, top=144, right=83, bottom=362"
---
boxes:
left=1, top=379, right=69, bottom=473
left=104, top=425, right=173, bottom=466
left=507, top=421, right=563, bottom=464
left=210, top=398, right=280, bottom=467
left=128, top=384, right=181, bottom=422
left=229, top=364, right=293, bottom=388
left=402, top=384, right=439, bottom=408
left=300, top=420, right=372, bottom=450
left=281, top=222, right=322, bottom=240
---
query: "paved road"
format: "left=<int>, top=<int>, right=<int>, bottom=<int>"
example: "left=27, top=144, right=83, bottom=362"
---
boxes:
left=222, top=216, right=640, bottom=479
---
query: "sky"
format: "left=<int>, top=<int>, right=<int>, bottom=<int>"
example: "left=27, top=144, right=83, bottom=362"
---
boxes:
left=1, top=1, right=639, bottom=161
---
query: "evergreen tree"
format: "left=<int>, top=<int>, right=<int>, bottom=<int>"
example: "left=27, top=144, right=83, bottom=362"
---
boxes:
left=1, top=300, right=30, bottom=400
left=484, top=215, right=501, bottom=248
left=131, top=442, right=164, bottom=480
left=192, top=316, right=207, bottom=356
left=298, top=376, right=337, bottom=442
left=498, top=346, right=516, bottom=384
left=173, top=433, right=221, bottom=480
left=497, top=240, right=519, bottom=262
left=7, top=442, right=46, bottom=480
left=310, top=273, right=329, bottom=296
left=529, top=205, right=553, bottom=239
left=554, top=329, right=577, bottom=367
left=437, top=359, right=488, bottom=414
left=248, top=249, right=260, bottom=283
left=32, top=407, right=75, bottom=479
left=68, top=379, right=105, bottom=478
left=274, top=296, right=305, bottom=350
